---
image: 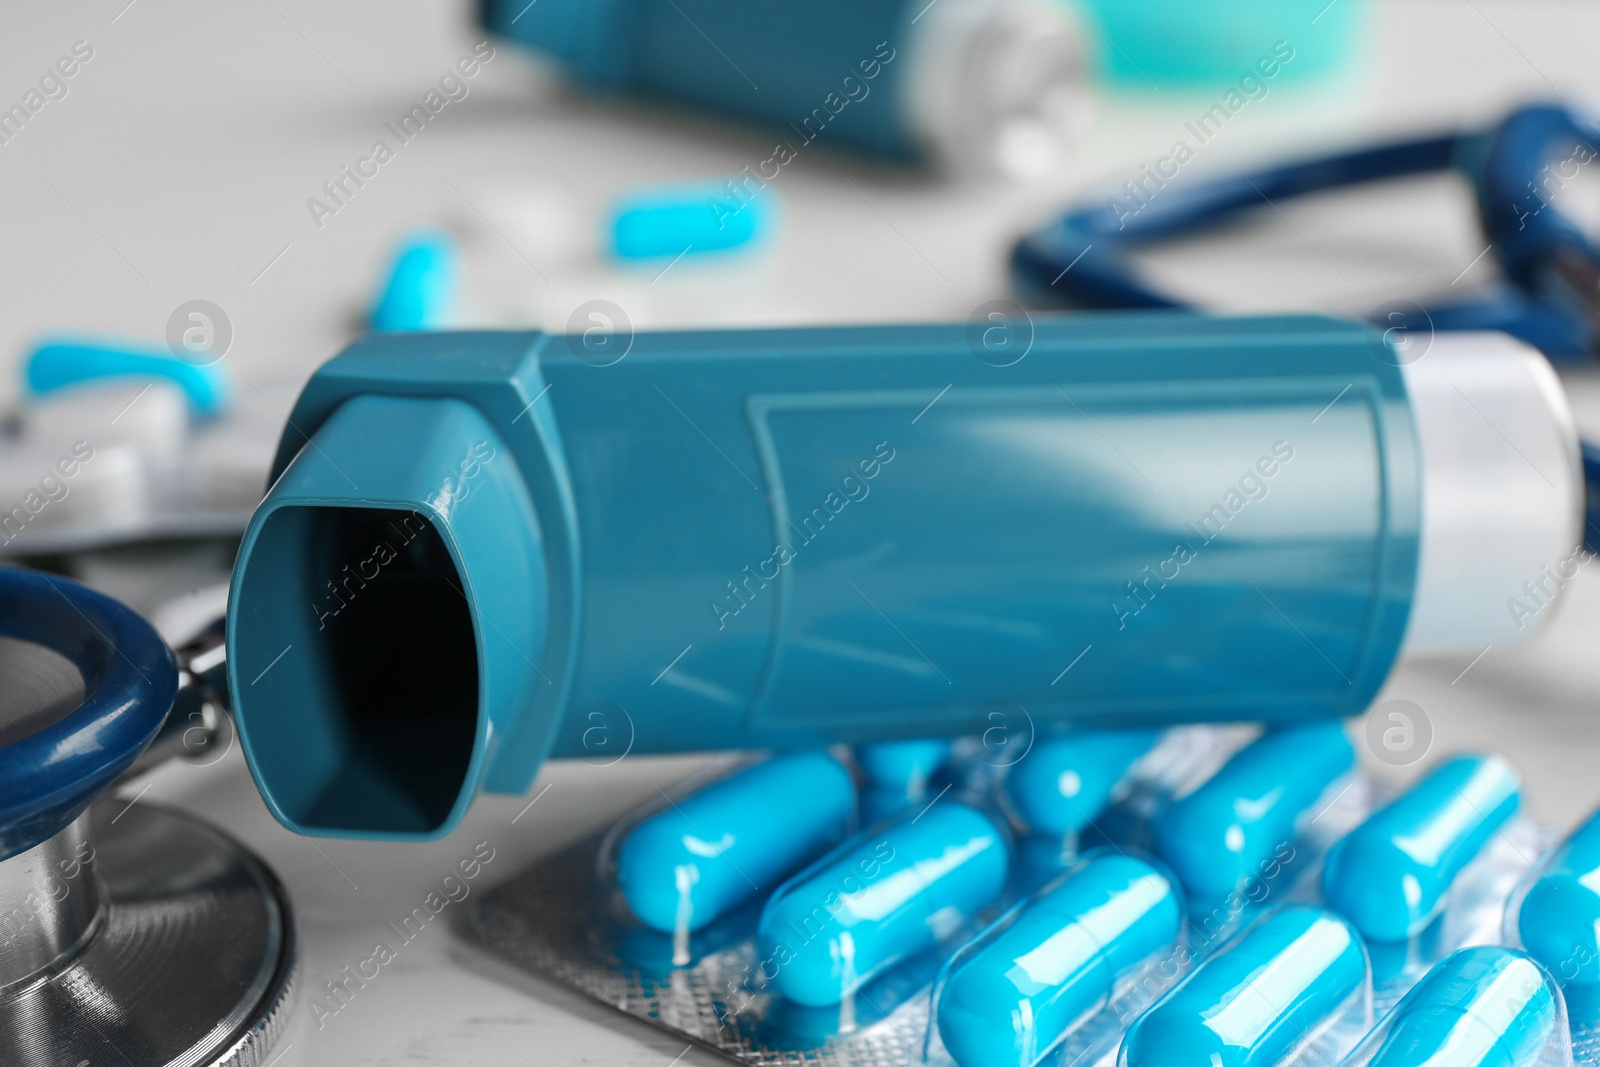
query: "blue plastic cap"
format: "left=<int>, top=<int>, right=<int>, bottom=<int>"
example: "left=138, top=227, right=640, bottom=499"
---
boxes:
left=26, top=337, right=234, bottom=419
left=0, top=570, right=176, bottom=860
left=1073, top=2, right=1370, bottom=88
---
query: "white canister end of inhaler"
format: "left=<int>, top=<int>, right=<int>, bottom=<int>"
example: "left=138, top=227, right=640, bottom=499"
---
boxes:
left=1402, top=331, right=1584, bottom=655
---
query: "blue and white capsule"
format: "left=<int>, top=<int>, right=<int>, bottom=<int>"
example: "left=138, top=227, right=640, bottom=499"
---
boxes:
left=1157, top=722, right=1353, bottom=900
left=1118, top=905, right=1368, bottom=1067
left=1348, top=946, right=1560, bottom=1067
left=1518, top=804, right=1600, bottom=985
left=1005, top=730, right=1163, bottom=837
left=615, top=752, right=855, bottom=935
left=936, top=852, right=1182, bottom=1067
left=1323, top=754, right=1520, bottom=942
left=757, top=801, right=1009, bottom=1007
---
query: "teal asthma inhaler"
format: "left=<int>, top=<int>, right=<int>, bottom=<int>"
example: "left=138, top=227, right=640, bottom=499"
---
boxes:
left=480, top=0, right=1085, bottom=177
left=226, top=316, right=1579, bottom=839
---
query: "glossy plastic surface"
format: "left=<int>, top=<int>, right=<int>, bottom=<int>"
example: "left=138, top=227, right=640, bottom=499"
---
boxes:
left=1118, top=905, right=1367, bottom=1067
left=1518, top=805, right=1600, bottom=985
left=26, top=337, right=232, bottom=418
left=228, top=315, right=1421, bottom=840
left=1006, top=730, right=1162, bottom=837
left=936, top=852, right=1181, bottom=1067
left=371, top=230, right=458, bottom=333
left=757, top=801, right=1008, bottom=1007
left=0, top=570, right=176, bottom=860
left=1323, top=754, right=1520, bottom=942
left=1354, top=947, right=1559, bottom=1067
left=615, top=752, right=854, bottom=933
left=1158, top=722, right=1355, bottom=899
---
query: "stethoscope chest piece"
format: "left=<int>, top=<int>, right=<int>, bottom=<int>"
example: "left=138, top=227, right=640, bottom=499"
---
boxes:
left=0, top=569, right=295, bottom=1067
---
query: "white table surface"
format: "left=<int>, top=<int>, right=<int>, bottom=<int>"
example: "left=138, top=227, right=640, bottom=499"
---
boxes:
left=8, top=1, right=1600, bottom=1062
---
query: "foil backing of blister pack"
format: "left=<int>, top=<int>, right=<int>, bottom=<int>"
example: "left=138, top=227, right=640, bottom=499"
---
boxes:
left=1574, top=1005, right=1600, bottom=1063
left=473, top=832, right=937, bottom=1067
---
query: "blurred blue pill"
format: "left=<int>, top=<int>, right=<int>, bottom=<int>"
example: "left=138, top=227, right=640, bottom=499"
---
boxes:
left=757, top=801, right=1008, bottom=1007
left=856, top=738, right=954, bottom=823
left=1323, top=754, right=1519, bottom=942
left=1013, top=833, right=1083, bottom=895
left=862, top=786, right=921, bottom=826
left=1005, top=730, right=1162, bottom=837
left=26, top=337, right=232, bottom=418
left=937, top=853, right=1181, bottom=1067
left=1118, top=905, right=1366, bottom=1067
left=371, top=229, right=458, bottom=333
left=1157, top=722, right=1353, bottom=900
left=609, top=180, right=773, bottom=260
left=1362, top=946, right=1557, bottom=1067
left=1519, top=805, right=1600, bottom=984
left=616, top=752, right=854, bottom=935
left=856, top=739, right=953, bottom=792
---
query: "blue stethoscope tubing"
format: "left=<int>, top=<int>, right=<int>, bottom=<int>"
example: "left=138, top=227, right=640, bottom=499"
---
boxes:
left=1013, top=102, right=1600, bottom=361
left=0, top=567, right=176, bottom=860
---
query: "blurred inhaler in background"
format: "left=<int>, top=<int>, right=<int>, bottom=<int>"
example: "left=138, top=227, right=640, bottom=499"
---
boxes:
left=481, top=0, right=1090, bottom=179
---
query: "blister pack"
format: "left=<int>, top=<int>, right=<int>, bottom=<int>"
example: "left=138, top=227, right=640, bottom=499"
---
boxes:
left=471, top=723, right=1595, bottom=1067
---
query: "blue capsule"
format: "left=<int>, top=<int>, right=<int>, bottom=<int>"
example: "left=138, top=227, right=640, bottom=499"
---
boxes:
left=609, top=180, right=773, bottom=260
left=857, top=739, right=954, bottom=823
left=757, top=801, right=1009, bottom=1007
left=1357, top=947, right=1558, bottom=1067
left=371, top=230, right=458, bottom=333
left=1322, top=754, right=1520, bottom=942
left=1157, top=722, right=1354, bottom=900
left=615, top=752, right=854, bottom=935
left=1005, top=730, right=1163, bottom=837
left=1119, top=905, right=1367, bottom=1067
left=936, top=853, right=1181, bottom=1067
left=1518, top=805, right=1600, bottom=984
left=857, top=739, right=954, bottom=794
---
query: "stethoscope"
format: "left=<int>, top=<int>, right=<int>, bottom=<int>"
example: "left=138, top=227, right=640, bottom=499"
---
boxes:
left=1013, top=101, right=1600, bottom=362
left=0, top=567, right=294, bottom=1067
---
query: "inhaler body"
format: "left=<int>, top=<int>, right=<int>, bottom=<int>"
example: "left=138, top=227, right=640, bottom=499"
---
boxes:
left=227, top=315, right=1580, bottom=839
